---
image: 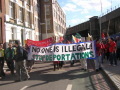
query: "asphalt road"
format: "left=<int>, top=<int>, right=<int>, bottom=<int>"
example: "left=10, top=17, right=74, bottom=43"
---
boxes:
left=0, top=60, right=117, bottom=90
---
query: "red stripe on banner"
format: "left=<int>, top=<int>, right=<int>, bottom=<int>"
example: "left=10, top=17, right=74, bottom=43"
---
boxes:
left=26, top=37, right=54, bottom=47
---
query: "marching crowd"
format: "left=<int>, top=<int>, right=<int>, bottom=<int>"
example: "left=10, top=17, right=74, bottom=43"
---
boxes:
left=0, top=41, right=33, bottom=82
left=0, top=35, right=120, bottom=82
left=53, top=35, right=120, bottom=72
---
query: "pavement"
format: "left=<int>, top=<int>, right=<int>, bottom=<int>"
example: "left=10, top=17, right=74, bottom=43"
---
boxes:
left=1, top=60, right=118, bottom=90
left=102, top=59, right=120, bottom=90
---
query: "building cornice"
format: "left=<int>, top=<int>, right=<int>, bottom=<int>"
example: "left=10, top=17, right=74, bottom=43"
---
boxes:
left=5, top=21, right=35, bottom=30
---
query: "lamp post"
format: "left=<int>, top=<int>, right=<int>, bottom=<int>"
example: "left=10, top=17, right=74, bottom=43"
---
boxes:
left=40, top=23, right=45, bottom=40
left=44, top=4, right=48, bottom=38
left=44, top=2, right=55, bottom=39
left=99, top=0, right=103, bottom=38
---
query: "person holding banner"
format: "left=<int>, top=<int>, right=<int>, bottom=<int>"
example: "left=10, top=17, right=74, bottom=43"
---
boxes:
left=80, top=38, right=87, bottom=71
left=95, top=39, right=103, bottom=72
left=24, top=44, right=34, bottom=72
left=80, top=58, right=87, bottom=71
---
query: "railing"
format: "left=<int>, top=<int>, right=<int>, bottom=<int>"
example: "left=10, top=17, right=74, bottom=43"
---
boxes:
left=101, top=4, right=120, bottom=17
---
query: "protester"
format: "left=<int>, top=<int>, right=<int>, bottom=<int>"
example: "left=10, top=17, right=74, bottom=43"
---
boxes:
left=0, top=43, right=5, bottom=79
left=104, top=39, right=110, bottom=61
left=5, top=43, right=15, bottom=75
left=80, top=58, right=87, bottom=71
left=116, top=37, right=120, bottom=60
left=14, top=41, right=30, bottom=82
left=53, top=61, right=60, bottom=71
left=24, top=44, right=34, bottom=72
left=70, top=60, right=74, bottom=67
left=101, top=40, right=105, bottom=63
left=108, top=38, right=117, bottom=66
left=59, top=61, right=64, bottom=69
left=95, top=39, right=103, bottom=72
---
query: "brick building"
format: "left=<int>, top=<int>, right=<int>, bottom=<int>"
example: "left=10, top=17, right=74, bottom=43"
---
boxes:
left=40, top=0, right=66, bottom=40
left=5, top=0, right=41, bottom=46
left=0, top=0, right=5, bottom=44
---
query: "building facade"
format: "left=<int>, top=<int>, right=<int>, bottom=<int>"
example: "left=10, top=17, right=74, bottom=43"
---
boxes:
left=33, top=0, right=41, bottom=41
left=40, top=0, right=66, bottom=41
left=5, top=0, right=41, bottom=46
left=0, top=0, right=5, bottom=44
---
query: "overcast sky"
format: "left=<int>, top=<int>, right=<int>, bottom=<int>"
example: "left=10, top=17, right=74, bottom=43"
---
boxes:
left=57, top=0, right=120, bottom=27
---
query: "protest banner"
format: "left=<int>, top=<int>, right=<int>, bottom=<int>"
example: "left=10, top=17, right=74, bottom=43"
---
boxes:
left=28, top=41, right=96, bottom=61
left=26, top=37, right=54, bottom=47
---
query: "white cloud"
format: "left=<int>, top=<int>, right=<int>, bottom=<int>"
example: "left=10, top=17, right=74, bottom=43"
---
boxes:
left=70, top=0, right=111, bottom=12
left=81, top=9, right=89, bottom=14
left=67, top=18, right=88, bottom=26
left=63, top=0, right=120, bottom=27
left=67, top=18, right=81, bottom=26
left=85, top=15, right=92, bottom=19
left=62, top=3, right=82, bottom=12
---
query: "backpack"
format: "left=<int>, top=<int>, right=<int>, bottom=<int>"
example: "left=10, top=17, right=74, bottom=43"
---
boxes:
left=23, top=49, right=28, bottom=60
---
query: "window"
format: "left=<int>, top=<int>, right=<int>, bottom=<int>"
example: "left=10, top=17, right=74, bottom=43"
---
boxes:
left=9, top=2, right=15, bottom=18
left=29, top=31, right=32, bottom=39
left=46, top=19, right=51, bottom=30
left=11, top=28, right=16, bottom=40
left=27, top=12, right=30, bottom=24
left=45, top=5, right=50, bottom=15
left=21, top=30, right=24, bottom=45
left=44, top=0, right=49, bottom=2
left=27, top=0, right=30, bottom=5
left=0, top=0, right=2, bottom=12
left=34, top=17, right=38, bottom=28
left=0, top=18, right=2, bottom=43
left=54, top=9, right=56, bottom=17
left=11, top=28, right=14, bottom=40
left=34, top=4, right=38, bottom=11
left=19, top=7, right=23, bottom=21
left=34, top=17, right=36, bottom=27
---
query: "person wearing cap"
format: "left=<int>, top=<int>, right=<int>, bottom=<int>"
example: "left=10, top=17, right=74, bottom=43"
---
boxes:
left=14, top=41, right=30, bottom=82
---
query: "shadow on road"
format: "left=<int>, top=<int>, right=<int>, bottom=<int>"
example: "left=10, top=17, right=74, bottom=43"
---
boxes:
left=0, top=60, right=117, bottom=90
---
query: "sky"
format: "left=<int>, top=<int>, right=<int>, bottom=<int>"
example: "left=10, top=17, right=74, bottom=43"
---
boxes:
left=57, top=0, right=120, bottom=28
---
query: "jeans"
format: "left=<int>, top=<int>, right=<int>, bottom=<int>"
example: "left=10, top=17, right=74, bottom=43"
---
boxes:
left=94, top=56, right=102, bottom=69
left=15, top=60, right=29, bottom=80
left=109, top=52, right=117, bottom=65
left=6, top=59, right=14, bottom=74
left=0, top=57, right=5, bottom=77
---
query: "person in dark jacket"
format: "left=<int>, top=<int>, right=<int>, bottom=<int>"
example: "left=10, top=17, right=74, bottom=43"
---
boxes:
left=14, top=41, right=30, bottom=82
left=5, top=43, right=15, bottom=74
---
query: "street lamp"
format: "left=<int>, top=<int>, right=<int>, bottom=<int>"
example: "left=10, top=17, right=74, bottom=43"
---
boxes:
left=40, top=23, right=45, bottom=40
left=44, top=2, right=56, bottom=39
left=99, top=0, right=103, bottom=38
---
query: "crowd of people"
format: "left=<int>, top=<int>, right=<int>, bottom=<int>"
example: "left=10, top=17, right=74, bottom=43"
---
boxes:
left=0, top=41, right=34, bottom=81
left=94, top=35, right=120, bottom=71
left=0, top=35, right=120, bottom=82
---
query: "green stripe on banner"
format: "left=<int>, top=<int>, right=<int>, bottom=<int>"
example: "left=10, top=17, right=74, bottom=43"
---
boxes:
left=32, top=51, right=94, bottom=61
